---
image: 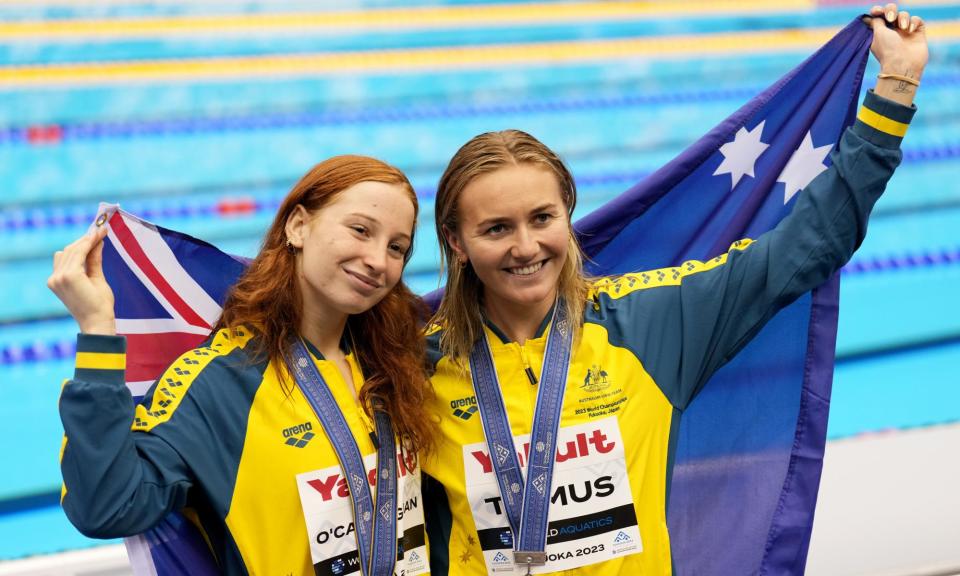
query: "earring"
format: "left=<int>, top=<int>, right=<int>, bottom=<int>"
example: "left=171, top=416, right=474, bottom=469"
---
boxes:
left=458, top=257, right=468, bottom=268
left=285, top=239, right=296, bottom=252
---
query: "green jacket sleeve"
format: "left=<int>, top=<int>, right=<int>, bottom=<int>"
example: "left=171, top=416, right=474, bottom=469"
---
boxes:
left=59, top=334, right=193, bottom=538
left=592, top=90, right=916, bottom=409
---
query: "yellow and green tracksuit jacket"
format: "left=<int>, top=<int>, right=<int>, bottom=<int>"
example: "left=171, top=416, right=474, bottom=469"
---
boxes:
left=421, top=91, right=914, bottom=575
left=59, top=327, right=429, bottom=576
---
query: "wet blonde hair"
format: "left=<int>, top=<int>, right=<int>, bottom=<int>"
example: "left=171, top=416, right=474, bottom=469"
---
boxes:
left=432, top=130, right=591, bottom=363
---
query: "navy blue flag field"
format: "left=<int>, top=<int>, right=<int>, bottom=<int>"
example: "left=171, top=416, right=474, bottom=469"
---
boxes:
left=96, top=18, right=871, bottom=576
left=576, top=18, right=871, bottom=574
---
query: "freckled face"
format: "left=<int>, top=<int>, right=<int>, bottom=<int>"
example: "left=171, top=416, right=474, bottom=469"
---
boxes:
left=446, top=164, right=569, bottom=317
left=288, top=181, right=415, bottom=319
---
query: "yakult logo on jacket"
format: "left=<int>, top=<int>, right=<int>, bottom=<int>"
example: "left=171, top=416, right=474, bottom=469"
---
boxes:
left=305, top=452, right=415, bottom=502
left=469, top=428, right=616, bottom=474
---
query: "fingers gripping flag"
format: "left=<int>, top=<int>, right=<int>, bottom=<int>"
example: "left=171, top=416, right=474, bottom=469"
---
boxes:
left=99, top=18, right=871, bottom=576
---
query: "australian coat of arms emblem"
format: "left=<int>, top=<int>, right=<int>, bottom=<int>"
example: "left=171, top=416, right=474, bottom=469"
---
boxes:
left=581, top=364, right=610, bottom=392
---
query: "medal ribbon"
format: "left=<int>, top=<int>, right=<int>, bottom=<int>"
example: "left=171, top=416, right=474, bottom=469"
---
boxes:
left=290, top=338, right=398, bottom=576
left=469, top=302, right=573, bottom=568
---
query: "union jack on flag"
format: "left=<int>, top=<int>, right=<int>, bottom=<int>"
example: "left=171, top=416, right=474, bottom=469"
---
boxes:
left=98, top=203, right=246, bottom=398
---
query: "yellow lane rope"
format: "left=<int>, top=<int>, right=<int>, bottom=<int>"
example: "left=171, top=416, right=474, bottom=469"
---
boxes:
left=2, top=20, right=958, bottom=87
left=0, top=2, right=820, bottom=39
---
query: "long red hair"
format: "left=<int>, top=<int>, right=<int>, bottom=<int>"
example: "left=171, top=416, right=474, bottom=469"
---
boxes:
left=217, top=155, right=434, bottom=459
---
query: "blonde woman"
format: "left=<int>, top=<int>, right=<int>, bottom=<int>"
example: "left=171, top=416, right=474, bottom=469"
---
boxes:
left=421, top=6, right=926, bottom=575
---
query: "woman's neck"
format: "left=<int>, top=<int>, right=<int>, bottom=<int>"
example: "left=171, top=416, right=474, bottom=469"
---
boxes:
left=299, top=303, right=360, bottom=404
left=299, top=304, right=348, bottom=360
left=483, top=292, right=556, bottom=345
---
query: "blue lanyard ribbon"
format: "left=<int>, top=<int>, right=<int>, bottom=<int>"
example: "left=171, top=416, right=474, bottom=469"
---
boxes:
left=469, top=302, right=573, bottom=570
left=289, top=338, right=398, bottom=576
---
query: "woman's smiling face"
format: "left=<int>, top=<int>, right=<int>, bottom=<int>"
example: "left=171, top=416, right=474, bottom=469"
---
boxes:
left=288, top=180, right=415, bottom=320
left=445, top=163, right=570, bottom=321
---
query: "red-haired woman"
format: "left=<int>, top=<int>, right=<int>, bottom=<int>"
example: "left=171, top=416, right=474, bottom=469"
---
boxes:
left=48, top=155, right=434, bottom=575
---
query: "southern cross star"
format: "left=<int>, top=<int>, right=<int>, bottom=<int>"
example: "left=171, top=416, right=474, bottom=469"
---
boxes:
left=713, top=121, right=769, bottom=189
left=778, top=131, right=833, bottom=204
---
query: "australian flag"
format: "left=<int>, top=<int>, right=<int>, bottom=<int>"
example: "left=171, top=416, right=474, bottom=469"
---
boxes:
left=576, top=17, right=872, bottom=575
left=98, top=18, right=872, bottom=576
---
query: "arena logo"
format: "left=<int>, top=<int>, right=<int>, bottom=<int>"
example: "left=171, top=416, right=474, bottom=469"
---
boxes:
left=451, top=395, right=479, bottom=420
left=283, top=421, right=314, bottom=448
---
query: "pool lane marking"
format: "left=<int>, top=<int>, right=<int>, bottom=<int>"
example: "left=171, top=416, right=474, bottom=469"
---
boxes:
left=2, top=21, right=959, bottom=87
left=0, top=1, right=820, bottom=39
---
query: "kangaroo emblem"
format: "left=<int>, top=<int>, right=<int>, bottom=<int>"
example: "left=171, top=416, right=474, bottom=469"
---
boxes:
left=582, top=364, right=610, bottom=392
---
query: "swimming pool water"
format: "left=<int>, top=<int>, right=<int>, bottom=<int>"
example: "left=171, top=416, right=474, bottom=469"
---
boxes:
left=1, top=0, right=958, bottom=561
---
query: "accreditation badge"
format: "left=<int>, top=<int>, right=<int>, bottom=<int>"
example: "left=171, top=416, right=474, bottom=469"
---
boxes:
left=296, top=449, right=428, bottom=576
left=463, top=416, right=642, bottom=574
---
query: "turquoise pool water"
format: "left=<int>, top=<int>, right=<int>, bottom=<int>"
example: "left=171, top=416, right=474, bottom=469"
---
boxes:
left=1, top=1, right=958, bottom=561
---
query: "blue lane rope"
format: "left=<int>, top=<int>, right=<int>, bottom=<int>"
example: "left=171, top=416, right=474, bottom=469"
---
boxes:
left=2, top=73, right=959, bottom=146
left=840, top=248, right=960, bottom=275
left=0, top=86, right=770, bottom=145
left=2, top=246, right=959, bottom=367
left=4, top=140, right=960, bottom=233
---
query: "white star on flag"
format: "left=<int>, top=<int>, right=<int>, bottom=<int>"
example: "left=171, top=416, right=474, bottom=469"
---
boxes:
left=713, top=121, right=769, bottom=189
left=778, top=131, right=834, bottom=204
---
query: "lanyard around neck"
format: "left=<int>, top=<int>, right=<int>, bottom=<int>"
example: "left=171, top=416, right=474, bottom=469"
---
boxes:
left=469, top=302, right=573, bottom=572
left=289, top=338, right=398, bottom=576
